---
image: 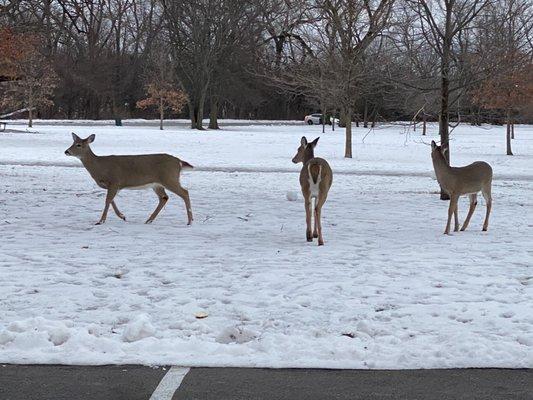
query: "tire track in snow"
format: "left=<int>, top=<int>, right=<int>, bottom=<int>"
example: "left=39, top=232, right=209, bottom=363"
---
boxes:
left=1, top=160, right=533, bottom=182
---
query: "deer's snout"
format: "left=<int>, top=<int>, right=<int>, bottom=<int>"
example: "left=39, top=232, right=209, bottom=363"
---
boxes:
left=64, top=150, right=71, bottom=156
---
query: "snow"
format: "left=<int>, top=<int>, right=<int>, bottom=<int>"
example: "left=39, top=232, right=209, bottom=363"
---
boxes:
left=122, top=315, right=156, bottom=343
left=0, top=121, right=532, bottom=368
left=286, top=190, right=299, bottom=201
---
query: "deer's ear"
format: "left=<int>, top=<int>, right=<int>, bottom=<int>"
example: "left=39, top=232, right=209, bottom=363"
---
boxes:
left=301, top=136, right=308, bottom=146
left=86, top=134, right=95, bottom=143
left=72, top=132, right=81, bottom=142
left=431, top=140, right=437, bottom=150
left=310, top=137, right=319, bottom=148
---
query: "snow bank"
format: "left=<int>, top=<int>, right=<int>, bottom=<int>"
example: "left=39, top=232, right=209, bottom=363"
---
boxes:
left=0, top=122, right=532, bottom=368
left=122, top=315, right=156, bottom=343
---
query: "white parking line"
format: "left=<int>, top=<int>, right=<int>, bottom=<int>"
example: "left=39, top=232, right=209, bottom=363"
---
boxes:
left=149, top=366, right=190, bottom=400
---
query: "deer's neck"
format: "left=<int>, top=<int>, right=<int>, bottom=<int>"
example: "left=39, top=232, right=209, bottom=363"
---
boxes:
left=303, top=149, right=315, bottom=164
left=79, top=148, right=99, bottom=171
left=432, top=152, right=451, bottom=183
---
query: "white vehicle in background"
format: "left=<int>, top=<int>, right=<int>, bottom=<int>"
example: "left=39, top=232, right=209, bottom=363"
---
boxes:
left=304, top=113, right=339, bottom=126
left=304, top=113, right=323, bottom=125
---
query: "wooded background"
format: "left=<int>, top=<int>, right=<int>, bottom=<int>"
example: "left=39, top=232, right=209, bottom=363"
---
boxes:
left=1, top=0, right=532, bottom=137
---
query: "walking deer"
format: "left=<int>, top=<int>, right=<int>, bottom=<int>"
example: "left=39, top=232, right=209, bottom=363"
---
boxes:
left=292, top=136, right=333, bottom=245
left=65, top=133, right=193, bottom=225
left=430, top=140, right=492, bottom=234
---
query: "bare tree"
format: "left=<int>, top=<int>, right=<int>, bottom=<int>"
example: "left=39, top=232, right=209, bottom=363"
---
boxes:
left=260, top=0, right=316, bottom=67
left=313, top=0, right=396, bottom=158
left=161, top=0, right=260, bottom=130
left=406, top=0, right=490, bottom=198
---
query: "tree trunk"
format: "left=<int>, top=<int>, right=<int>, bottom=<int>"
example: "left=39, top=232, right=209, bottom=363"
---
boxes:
left=274, top=36, right=284, bottom=68
left=189, top=98, right=205, bottom=130
left=188, top=101, right=196, bottom=129
left=321, top=104, right=326, bottom=134
left=113, top=99, right=122, bottom=126
left=193, top=104, right=202, bottom=129
left=506, top=109, right=513, bottom=155
left=371, top=107, right=377, bottom=128
left=193, top=87, right=208, bottom=130
left=197, top=105, right=204, bottom=130
left=422, top=114, right=427, bottom=136
left=159, top=98, right=164, bottom=130
left=28, top=88, right=33, bottom=128
left=208, top=97, right=220, bottom=129
left=439, top=13, right=452, bottom=201
left=439, top=110, right=450, bottom=201
left=511, top=119, right=515, bottom=139
left=194, top=102, right=205, bottom=130
left=363, top=102, right=368, bottom=128
left=344, top=108, right=352, bottom=158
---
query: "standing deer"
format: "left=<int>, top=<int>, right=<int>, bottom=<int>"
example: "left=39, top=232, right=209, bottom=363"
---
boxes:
left=292, top=136, right=333, bottom=245
left=430, top=140, right=492, bottom=234
left=65, top=133, right=193, bottom=225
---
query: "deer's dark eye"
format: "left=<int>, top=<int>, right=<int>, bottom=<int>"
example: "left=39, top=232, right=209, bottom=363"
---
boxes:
left=76, top=144, right=81, bottom=147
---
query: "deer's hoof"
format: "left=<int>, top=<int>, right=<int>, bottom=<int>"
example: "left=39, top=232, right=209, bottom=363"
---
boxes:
left=313, top=232, right=318, bottom=238
left=118, top=215, right=126, bottom=221
left=145, top=219, right=153, bottom=224
left=318, top=241, right=324, bottom=246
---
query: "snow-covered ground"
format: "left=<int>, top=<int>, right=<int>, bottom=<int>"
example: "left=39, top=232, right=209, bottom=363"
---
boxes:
left=0, top=121, right=532, bottom=368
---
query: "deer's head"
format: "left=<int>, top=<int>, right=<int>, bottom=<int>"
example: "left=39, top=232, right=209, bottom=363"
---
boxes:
left=292, top=136, right=319, bottom=164
left=431, top=140, right=448, bottom=161
left=65, top=133, right=95, bottom=158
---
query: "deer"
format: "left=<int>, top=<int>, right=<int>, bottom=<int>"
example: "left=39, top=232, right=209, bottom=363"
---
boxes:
left=292, top=136, right=333, bottom=246
left=430, top=140, right=493, bottom=235
left=65, top=133, right=193, bottom=226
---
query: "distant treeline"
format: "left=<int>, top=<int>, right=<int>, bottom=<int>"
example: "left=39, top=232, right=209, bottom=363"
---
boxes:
left=1, top=0, right=531, bottom=134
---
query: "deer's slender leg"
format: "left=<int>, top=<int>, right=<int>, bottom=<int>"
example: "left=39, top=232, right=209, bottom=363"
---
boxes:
left=461, top=193, right=477, bottom=231
left=305, top=196, right=313, bottom=242
left=453, top=200, right=460, bottom=232
left=163, top=182, right=193, bottom=225
left=482, top=188, right=492, bottom=231
left=96, top=187, right=118, bottom=225
left=313, top=198, right=319, bottom=238
left=315, top=196, right=326, bottom=246
left=111, top=201, right=126, bottom=221
left=145, top=186, right=169, bottom=224
left=444, top=194, right=458, bottom=235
